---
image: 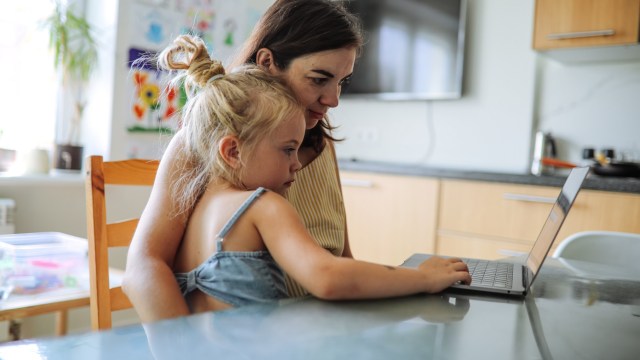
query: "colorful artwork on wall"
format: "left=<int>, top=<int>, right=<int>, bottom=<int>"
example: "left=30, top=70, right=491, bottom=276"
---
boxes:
left=180, top=0, right=217, bottom=51
left=125, top=0, right=269, bottom=141
left=127, top=48, right=185, bottom=133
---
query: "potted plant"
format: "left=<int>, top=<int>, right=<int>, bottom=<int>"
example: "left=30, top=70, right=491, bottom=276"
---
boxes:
left=43, top=0, right=98, bottom=171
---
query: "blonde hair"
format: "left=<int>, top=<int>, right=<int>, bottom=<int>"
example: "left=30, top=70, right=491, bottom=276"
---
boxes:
left=158, top=35, right=302, bottom=216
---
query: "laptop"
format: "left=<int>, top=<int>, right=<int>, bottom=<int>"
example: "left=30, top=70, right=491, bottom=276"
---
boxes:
left=401, top=166, right=590, bottom=296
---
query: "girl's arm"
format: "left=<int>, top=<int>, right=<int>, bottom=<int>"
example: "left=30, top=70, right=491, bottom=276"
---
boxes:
left=122, top=131, right=191, bottom=322
left=254, top=193, right=471, bottom=300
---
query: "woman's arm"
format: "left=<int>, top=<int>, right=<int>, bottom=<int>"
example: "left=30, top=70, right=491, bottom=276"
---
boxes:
left=122, top=131, right=191, bottom=322
left=255, top=193, right=470, bottom=301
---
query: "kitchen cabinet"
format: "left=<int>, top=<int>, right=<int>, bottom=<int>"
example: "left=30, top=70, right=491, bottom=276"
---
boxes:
left=437, top=180, right=558, bottom=260
left=533, top=0, right=640, bottom=50
left=557, top=188, right=640, bottom=239
left=437, top=179, right=640, bottom=260
left=532, top=0, right=640, bottom=63
left=340, top=171, right=438, bottom=266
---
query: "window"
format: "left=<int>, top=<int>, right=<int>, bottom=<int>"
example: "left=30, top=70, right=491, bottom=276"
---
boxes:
left=0, top=2, right=57, bottom=152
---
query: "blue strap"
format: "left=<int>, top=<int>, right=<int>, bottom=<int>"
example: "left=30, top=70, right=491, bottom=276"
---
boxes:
left=216, top=187, right=267, bottom=252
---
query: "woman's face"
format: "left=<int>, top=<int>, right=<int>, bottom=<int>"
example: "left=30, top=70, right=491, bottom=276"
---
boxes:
left=273, top=47, right=357, bottom=129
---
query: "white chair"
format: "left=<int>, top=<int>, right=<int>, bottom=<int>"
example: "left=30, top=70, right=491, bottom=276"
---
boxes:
left=553, top=231, right=640, bottom=272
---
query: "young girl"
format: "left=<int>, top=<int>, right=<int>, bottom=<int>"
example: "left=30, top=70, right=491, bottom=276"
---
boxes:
left=158, top=35, right=470, bottom=314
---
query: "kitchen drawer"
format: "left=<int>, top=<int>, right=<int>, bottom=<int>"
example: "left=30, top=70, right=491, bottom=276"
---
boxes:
left=438, top=180, right=559, bottom=243
left=557, top=189, right=640, bottom=241
left=437, top=180, right=640, bottom=260
left=437, top=233, right=533, bottom=260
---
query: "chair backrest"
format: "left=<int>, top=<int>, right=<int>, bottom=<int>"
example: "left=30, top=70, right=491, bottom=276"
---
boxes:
left=553, top=230, right=640, bottom=272
left=85, top=155, right=159, bottom=330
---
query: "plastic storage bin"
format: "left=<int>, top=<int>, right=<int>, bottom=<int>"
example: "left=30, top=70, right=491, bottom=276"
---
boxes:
left=0, top=232, right=88, bottom=296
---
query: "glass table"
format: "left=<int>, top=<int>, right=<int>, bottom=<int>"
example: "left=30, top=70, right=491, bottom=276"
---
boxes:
left=0, top=257, right=637, bottom=359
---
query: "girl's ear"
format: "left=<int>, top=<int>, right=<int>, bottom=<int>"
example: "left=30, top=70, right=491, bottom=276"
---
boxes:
left=219, top=135, right=241, bottom=168
left=255, top=48, right=278, bottom=73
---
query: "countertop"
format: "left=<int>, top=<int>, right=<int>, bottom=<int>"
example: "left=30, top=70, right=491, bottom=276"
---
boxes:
left=338, top=159, right=640, bottom=194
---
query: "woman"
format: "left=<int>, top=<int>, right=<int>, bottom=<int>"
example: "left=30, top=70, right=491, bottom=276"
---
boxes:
left=160, top=34, right=469, bottom=314
left=123, top=0, right=364, bottom=322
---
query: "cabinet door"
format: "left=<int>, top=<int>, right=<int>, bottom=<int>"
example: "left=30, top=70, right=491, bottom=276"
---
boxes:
left=437, top=179, right=640, bottom=260
left=341, top=171, right=438, bottom=266
left=437, top=233, right=534, bottom=261
left=533, top=0, right=640, bottom=50
left=558, top=189, right=640, bottom=241
left=438, top=180, right=558, bottom=242
left=437, top=180, right=559, bottom=260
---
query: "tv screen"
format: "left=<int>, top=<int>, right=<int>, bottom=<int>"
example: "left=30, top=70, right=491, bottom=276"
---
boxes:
left=342, top=0, right=467, bottom=100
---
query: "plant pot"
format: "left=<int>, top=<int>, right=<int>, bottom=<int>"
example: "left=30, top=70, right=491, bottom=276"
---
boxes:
left=53, top=144, right=84, bottom=171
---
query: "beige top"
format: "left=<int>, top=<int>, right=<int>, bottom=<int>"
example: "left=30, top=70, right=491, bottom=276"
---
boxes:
left=284, top=141, right=346, bottom=297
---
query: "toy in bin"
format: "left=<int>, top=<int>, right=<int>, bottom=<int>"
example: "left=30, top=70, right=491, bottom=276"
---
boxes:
left=0, top=232, right=88, bottom=297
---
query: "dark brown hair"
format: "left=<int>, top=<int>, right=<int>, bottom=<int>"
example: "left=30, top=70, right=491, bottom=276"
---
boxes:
left=231, top=0, right=364, bottom=152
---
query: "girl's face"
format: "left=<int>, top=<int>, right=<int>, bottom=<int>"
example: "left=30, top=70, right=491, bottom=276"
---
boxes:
left=275, top=47, right=357, bottom=129
left=241, top=111, right=306, bottom=195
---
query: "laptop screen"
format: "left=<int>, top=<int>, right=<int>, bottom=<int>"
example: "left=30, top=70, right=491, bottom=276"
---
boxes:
left=525, top=167, right=589, bottom=285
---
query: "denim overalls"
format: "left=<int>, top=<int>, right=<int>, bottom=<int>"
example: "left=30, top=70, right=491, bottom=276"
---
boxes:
left=174, top=187, right=288, bottom=307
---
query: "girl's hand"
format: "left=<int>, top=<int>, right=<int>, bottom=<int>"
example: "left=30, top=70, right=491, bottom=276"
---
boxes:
left=417, top=256, right=471, bottom=293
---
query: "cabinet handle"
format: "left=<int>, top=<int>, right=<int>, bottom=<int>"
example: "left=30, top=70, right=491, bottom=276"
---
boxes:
left=547, top=29, right=615, bottom=40
left=341, top=178, right=375, bottom=188
left=503, top=193, right=556, bottom=204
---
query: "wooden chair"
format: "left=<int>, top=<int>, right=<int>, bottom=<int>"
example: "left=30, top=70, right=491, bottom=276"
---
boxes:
left=85, top=155, right=159, bottom=330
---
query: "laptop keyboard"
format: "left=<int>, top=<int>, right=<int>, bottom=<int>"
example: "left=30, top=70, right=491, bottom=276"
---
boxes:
left=463, top=259, right=513, bottom=288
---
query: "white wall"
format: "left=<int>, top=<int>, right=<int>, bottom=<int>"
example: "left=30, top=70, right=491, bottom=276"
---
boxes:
left=0, top=177, right=86, bottom=237
left=333, top=0, right=640, bottom=173
left=537, top=60, right=640, bottom=165
left=83, top=1, right=119, bottom=161
left=88, top=0, right=640, bottom=172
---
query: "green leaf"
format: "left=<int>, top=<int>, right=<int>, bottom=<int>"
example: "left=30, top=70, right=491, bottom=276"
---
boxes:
left=42, top=0, right=98, bottom=83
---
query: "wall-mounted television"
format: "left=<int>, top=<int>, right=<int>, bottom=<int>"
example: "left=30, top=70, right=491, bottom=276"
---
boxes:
left=341, top=0, right=467, bottom=100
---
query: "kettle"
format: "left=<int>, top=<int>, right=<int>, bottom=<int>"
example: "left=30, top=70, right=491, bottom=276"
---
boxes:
left=531, top=131, right=557, bottom=175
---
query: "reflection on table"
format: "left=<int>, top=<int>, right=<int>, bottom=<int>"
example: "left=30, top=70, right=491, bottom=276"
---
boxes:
left=0, top=257, right=638, bottom=359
